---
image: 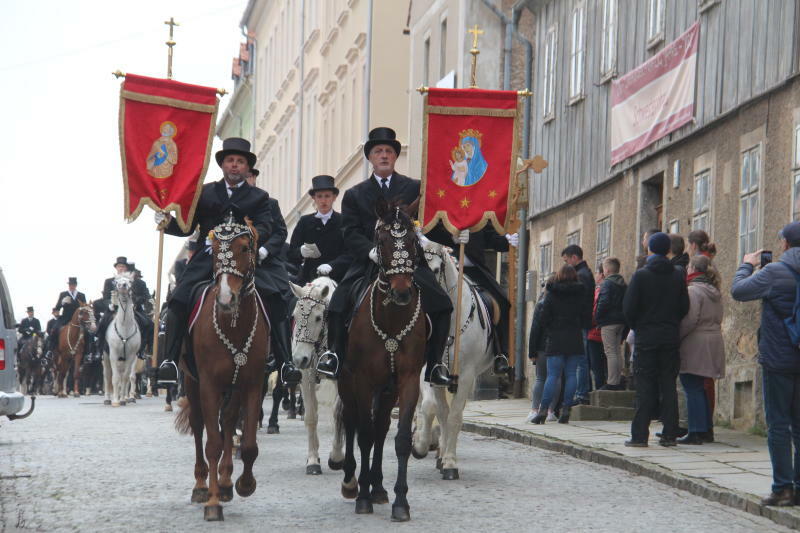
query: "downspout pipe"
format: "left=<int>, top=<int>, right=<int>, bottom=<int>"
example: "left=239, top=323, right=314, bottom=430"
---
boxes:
left=297, top=0, right=305, bottom=201
left=240, top=25, right=257, bottom=146
left=363, top=0, right=374, bottom=179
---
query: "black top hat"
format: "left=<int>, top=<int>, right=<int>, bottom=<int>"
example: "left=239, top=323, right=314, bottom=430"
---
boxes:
left=127, top=262, right=136, bottom=272
left=307, top=175, right=339, bottom=196
left=364, top=127, right=401, bottom=158
left=114, top=256, right=128, bottom=268
left=26, top=306, right=34, bottom=313
left=250, top=168, right=260, bottom=177
left=68, top=277, right=77, bottom=285
left=215, top=137, right=257, bottom=169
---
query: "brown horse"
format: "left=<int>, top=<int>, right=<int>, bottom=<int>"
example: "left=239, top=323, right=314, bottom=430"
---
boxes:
left=337, top=199, right=427, bottom=522
left=54, top=303, right=96, bottom=398
left=174, top=215, right=269, bottom=522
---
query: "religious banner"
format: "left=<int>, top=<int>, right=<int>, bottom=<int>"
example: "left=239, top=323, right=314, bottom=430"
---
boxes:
left=118, top=73, right=219, bottom=232
left=610, top=22, right=700, bottom=166
left=420, top=88, right=522, bottom=235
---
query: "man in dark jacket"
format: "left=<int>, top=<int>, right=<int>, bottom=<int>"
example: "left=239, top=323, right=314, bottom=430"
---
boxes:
left=561, top=244, right=595, bottom=403
left=46, top=277, right=87, bottom=355
left=731, top=221, right=800, bottom=506
left=17, top=306, right=41, bottom=352
left=288, top=175, right=350, bottom=284
left=667, top=234, right=690, bottom=273
left=595, top=257, right=627, bottom=391
left=623, top=233, right=689, bottom=447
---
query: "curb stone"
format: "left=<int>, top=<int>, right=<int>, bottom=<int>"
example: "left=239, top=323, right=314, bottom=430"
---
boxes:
left=461, top=421, right=800, bottom=531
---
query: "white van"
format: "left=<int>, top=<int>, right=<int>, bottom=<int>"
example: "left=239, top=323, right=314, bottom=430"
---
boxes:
left=0, top=267, right=35, bottom=420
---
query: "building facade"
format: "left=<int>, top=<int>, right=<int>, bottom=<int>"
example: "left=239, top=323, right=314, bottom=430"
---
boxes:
left=524, top=0, right=800, bottom=428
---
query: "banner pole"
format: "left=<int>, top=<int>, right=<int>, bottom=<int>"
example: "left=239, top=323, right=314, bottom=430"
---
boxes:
left=151, top=226, right=165, bottom=372
left=451, top=242, right=467, bottom=376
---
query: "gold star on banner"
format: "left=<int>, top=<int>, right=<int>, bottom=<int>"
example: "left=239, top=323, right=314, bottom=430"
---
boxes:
left=460, top=197, right=471, bottom=208
left=488, top=190, right=497, bottom=198
left=437, top=189, right=446, bottom=198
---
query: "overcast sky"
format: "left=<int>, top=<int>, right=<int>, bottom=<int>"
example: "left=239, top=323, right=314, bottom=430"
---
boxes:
left=0, top=0, right=248, bottom=321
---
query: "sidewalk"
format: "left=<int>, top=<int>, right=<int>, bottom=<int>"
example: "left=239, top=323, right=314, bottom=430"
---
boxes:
left=462, top=398, right=800, bottom=530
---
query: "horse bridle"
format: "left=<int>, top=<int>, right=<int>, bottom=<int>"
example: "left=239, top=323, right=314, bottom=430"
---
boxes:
left=293, top=289, right=329, bottom=361
left=67, top=306, right=94, bottom=356
left=374, top=208, right=420, bottom=305
left=112, top=279, right=138, bottom=361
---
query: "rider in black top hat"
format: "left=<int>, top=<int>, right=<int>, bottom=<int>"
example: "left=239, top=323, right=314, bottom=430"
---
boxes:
left=46, top=277, right=87, bottom=355
left=316, top=127, right=454, bottom=387
left=95, top=256, right=131, bottom=355
left=17, top=306, right=42, bottom=352
left=288, top=175, right=350, bottom=284
left=127, top=262, right=155, bottom=357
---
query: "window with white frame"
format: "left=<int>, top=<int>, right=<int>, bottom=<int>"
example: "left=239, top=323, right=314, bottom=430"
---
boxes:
left=439, top=18, right=448, bottom=79
left=794, top=124, right=800, bottom=169
left=669, top=219, right=680, bottom=234
left=542, top=26, right=557, bottom=119
left=539, top=243, right=553, bottom=279
left=600, top=0, right=617, bottom=77
left=596, top=216, right=611, bottom=270
left=792, top=173, right=800, bottom=222
left=423, top=37, right=431, bottom=86
left=693, top=170, right=711, bottom=231
left=648, top=0, right=665, bottom=43
left=569, top=3, right=586, bottom=100
left=567, top=230, right=581, bottom=246
left=739, top=146, right=761, bottom=256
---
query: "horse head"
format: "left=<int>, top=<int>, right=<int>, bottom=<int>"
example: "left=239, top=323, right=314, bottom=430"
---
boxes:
left=374, top=197, right=419, bottom=306
left=211, top=212, right=259, bottom=313
left=290, top=276, right=337, bottom=369
left=422, top=240, right=457, bottom=294
left=113, top=272, right=134, bottom=302
left=77, top=302, right=97, bottom=334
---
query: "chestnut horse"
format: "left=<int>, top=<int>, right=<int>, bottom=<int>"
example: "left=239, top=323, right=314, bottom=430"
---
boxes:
left=174, top=215, right=269, bottom=522
left=337, top=200, right=427, bottom=522
left=54, top=303, right=96, bottom=398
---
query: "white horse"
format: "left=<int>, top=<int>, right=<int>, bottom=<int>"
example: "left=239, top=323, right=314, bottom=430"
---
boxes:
left=102, top=273, right=141, bottom=407
left=412, top=241, right=494, bottom=480
left=290, top=275, right=345, bottom=475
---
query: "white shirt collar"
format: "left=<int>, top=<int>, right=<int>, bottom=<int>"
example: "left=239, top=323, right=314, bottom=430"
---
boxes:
left=226, top=181, right=244, bottom=196
left=373, top=174, right=393, bottom=188
left=315, top=210, right=333, bottom=224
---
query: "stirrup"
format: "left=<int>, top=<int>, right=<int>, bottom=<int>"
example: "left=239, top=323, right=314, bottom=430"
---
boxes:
left=492, top=354, right=511, bottom=375
left=428, top=363, right=454, bottom=388
left=156, top=360, right=178, bottom=385
left=316, top=351, right=339, bottom=379
left=280, top=363, right=302, bottom=386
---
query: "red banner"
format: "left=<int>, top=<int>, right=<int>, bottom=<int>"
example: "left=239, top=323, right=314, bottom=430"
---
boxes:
left=420, top=88, right=521, bottom=235
left=119, top=74, right=219, bottom=232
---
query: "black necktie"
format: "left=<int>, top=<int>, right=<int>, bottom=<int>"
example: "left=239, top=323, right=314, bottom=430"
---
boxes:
left=380, top=179, right=389, bottom=196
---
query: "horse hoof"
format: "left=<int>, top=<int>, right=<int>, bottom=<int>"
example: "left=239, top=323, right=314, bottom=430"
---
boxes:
left=218, top=484, right=234, bottom=502
left=235, top=476, right=256, bottom=497
left=306, top=464, right=322, bottom=475
left=146, top=393, right=153, bottom=398
left=127, top=398, right=136, bottom=404
left=436, top=458, right=443, bottom=471
left=355, top=499, right=373, bottom=514
left=328, top=458, right=344, bottom=471
left=341, top=479, right=358, bottom=499
left=287, top=409, right=297, bottom=419
left=281, top=398, right=291, bottom=410
left=164, top=404, right=173, bottom=412
left=370, top=489, right=389, bottom=504
left=73, top=393, right=80, bottom=398
left=411, top=446, right=427, bottom=460
left=391, top=505, right=411, bottom=522
left=103, top=400, right=111, bottom=406
left=119, top=401, right=126, bottom=407
left=111, top=402, right=120, bottom=407
left=442, top=468, right=459, bottom=480
left=191, top=488, right=209, bottom=503
left=203, top=505, right=224, bottom=522
left=266, top=425, right=279, bottom=434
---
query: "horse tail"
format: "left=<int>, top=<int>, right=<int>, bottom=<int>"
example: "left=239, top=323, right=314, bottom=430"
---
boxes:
left=174, top=396, right=193, bottom=435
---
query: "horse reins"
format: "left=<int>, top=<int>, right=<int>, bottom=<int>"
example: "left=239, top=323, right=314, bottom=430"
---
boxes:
left=293, top=289, right=329, bottom=364
left=66, top=308, right=94, bottom=356
left=112, top=286, right=138, bottom=361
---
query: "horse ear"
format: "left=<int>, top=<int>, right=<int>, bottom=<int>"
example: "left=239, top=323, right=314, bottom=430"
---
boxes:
left=375, top=195, right=389, bottom=219
left=290, top=282, right=305, bottom=299
left=244, top=216, right=259, bottom=244
left=320, top=285, right=330, bottom=298
left=404, top=196, right=420, bottom=218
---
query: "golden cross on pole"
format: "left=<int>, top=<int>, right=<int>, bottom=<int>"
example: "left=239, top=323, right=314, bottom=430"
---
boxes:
left=467, top=24, right=483, bottom=89
left=164, top=17, right=179, bottom=80
left=468, top=24, right=484, bottom=48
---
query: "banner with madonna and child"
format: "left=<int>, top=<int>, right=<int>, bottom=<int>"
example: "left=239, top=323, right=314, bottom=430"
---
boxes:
left=419, top=88, right=523, bottom=235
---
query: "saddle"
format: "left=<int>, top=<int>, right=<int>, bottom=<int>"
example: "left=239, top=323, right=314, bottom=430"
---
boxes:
left=465, top=277, right=500, bottom=328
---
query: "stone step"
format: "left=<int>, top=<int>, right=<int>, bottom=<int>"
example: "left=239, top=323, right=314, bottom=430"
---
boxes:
left=570, top=405, right=636, bottom=421
left=590, top=390, right=636, bottom=408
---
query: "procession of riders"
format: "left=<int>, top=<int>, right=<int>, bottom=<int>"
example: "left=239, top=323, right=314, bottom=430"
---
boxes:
left=17, top=126, right=518, bottom=398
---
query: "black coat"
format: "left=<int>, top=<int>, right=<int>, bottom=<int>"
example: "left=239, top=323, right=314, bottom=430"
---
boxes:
left=595, top=274, right=627, bottom=327
left=18, top=317, right=41, bottom=337
left=574, top=261, right=595, bottom=329
left=132, top=278, right=151, bottom=312
left=255, top=197, right=292, bottom=312
left=46, top=317, right=58, bottom=336
left=531, top=281, right=588, bottom=356
left=102, top=277, right=115, bottom=302
left=54, top=290, right=87, bottom=325
left=527, top=292, right=547, bottom=356
left=623, top=254, right=690, bottom=347
left=288, top=212, right=350, bottom=284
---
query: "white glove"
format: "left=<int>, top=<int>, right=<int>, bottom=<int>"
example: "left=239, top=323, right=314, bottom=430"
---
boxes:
left=258, top=247, right=268, bottom=261
left=457, top=230, right=470, bottom=245
left=317, top=264, right=332, bottom=276
left=61, top=296, right=72, bottom=305
left=369, top=247, right=380, bottom=265
left=154, top=211, right=170, bottom=225
left=506, top=232, right=519, bottom=248
left=300, top=243, right=321, bottom=259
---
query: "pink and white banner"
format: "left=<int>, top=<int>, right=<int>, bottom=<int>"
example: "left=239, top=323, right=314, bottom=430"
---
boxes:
left=610, top=22, right=700, bottom=166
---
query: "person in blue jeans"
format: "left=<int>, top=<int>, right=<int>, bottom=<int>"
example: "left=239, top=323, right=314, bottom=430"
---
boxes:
left=529, top=264, right=590, bottom=424
left=731, top=221, right=800, bottom=507
left=561, top=245, right=596, bottom=404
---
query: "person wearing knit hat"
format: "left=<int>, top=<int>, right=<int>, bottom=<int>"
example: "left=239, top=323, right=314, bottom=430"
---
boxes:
left=622, top=230, right=690, bottom=447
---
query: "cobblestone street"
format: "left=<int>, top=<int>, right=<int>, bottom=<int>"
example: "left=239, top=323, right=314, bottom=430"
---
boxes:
left=0, top=396, right=790, bottom=532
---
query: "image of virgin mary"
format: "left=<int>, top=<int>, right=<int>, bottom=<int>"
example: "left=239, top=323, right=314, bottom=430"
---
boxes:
left=452, top=131, right=488, bottom=186
left=146, top=121, right=178, bottom=179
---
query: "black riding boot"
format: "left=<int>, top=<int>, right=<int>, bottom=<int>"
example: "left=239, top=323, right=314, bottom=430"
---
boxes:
left=96, top=311, right=113, bottom=356
left=271, top=317, right=301, bottom=386
left=492, top=312, right=512, bottom=376
left=157, top=305, right=186, bottom=384
left=316, top=310, right=345, bottom=379
left=424, top=309, right=455, bottom=388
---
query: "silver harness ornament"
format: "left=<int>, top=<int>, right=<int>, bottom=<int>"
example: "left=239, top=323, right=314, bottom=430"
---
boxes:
left=369, top=280, right=422, bottom=375
left=293, top=290, right=329, bottom=364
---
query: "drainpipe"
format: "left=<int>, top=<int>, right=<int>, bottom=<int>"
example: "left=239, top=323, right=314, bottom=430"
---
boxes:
left=241, top=25, right=257, bottom=146
left=297, top=0, right=305, bottom=201
left=363, top=0, right=374, bottom=178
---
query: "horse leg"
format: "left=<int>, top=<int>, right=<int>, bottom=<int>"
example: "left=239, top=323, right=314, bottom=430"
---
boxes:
left=300, top=371, right=321, bottom=475
left=329, top=395, right=346, bottom=470
left=267, top=379, right=282, bottom=433
left=102, top=354, right=112, bottom=405
left=128, top=363, right=137, bottom=403
left=218, top=390, right=239, bottom=502
left=184, top=379, right=209, bottom=504
left=391, top=375, right=420, bottom=522
left=287, top=384, right=297, bottom=419
left=369, top=387, right=395, bottom=505
left=412, top=372, right=437, bottom=459
left=440, top=371, right=476, bottom=480
left=354, top=387, right=374, bottom=514
left=235, top=385, right=260, bottom=497
left=432, top=386, right=450, bottom=469
left=339, top=391, right=358, bottom=499
left=72, top=353, right=82, bottom=397
left=200, top=384, right=225, bottom=521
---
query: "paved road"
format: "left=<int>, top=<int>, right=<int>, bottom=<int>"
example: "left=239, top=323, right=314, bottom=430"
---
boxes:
left=0, top=395, right=789, bottom=532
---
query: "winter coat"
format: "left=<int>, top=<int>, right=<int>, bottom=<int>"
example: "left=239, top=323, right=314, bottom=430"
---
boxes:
left=588, top=285, right=603, bottom=342
left=531, top=281, right=588, bottom=356
left=623, top=254, right=690, bottom=347
left=679, top=278, right=725, bottom=378
left=595, top=274, right=627, bottom=327
left=575, top=261, right=595, bottom=328
left=731, top=247, right=800, bottom=373
left=528, top=291, right=548, bottom=357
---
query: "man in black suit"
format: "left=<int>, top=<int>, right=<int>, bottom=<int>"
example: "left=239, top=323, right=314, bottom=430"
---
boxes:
left=128, top=262, right=154, bottom=357
left=46, top=307, right=59, bottom=338
left=426, top=224, right=519, bottom=375
left=156, top=138, right=299, bottom=384
left=17, top=306, right=42, bottom=352
left=95, top=256, right=130, bottom=355
left=288, top=175, right=350, bottom=284
left=316, top=127, right=454, bottom=386
left=46, top=277, right=87, bottom=355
